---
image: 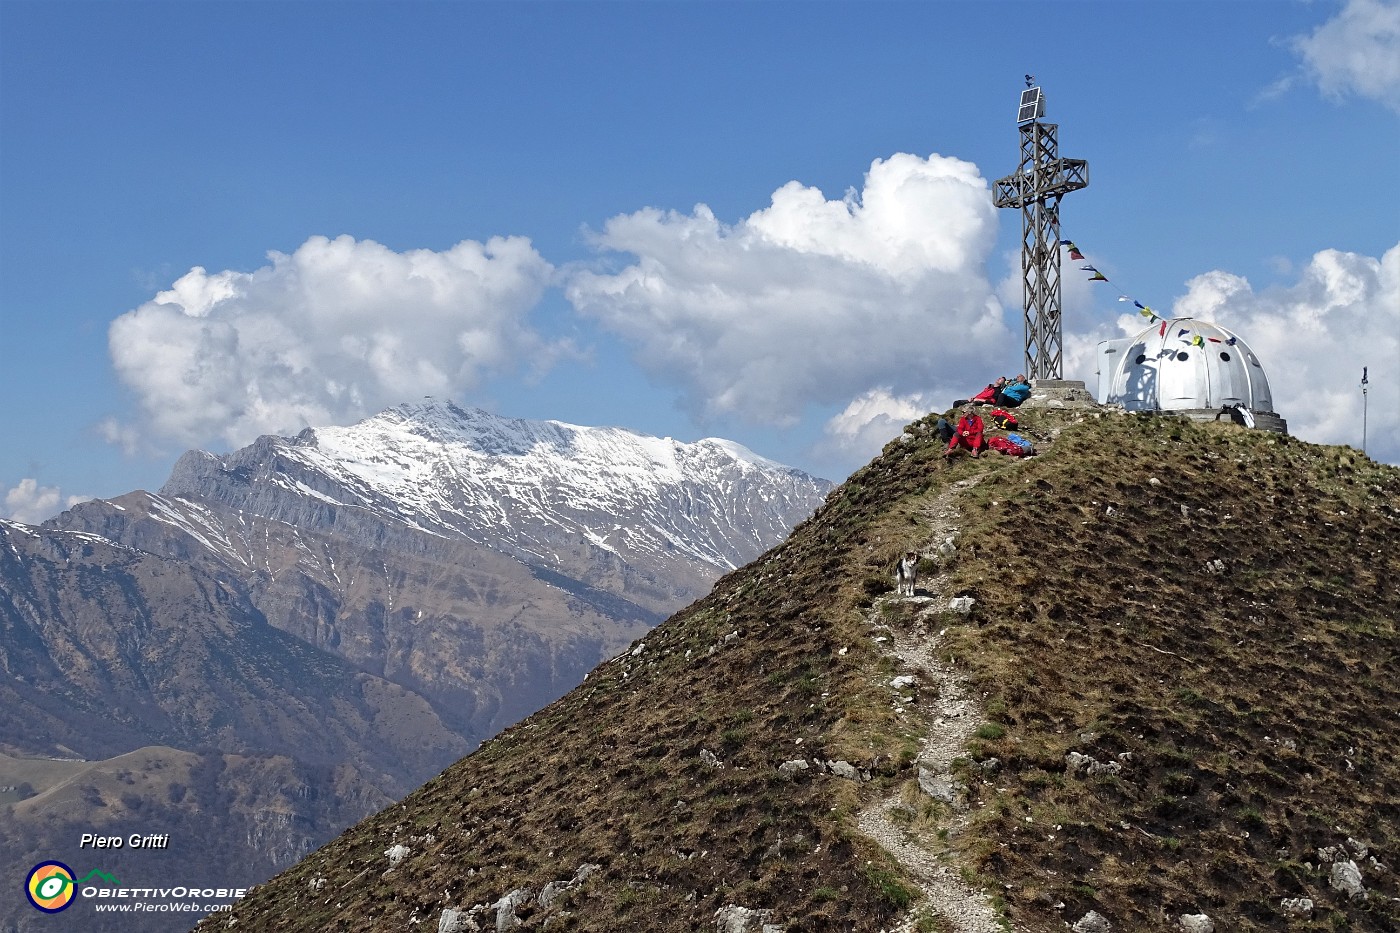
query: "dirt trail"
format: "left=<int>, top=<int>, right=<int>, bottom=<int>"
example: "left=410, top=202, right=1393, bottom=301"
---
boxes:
left=856, top=478, right=1012, bottom=933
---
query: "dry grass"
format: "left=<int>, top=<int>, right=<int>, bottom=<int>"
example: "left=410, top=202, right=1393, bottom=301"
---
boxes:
left=199, top=407, right=1400, bottom=932
left=943, top=413, right=1400, bottom=931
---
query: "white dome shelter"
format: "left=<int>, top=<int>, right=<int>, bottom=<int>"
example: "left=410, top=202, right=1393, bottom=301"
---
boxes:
left=1095, top=318, right=1288, bottom=433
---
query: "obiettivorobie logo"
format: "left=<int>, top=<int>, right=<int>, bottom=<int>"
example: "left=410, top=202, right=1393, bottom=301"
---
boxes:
left=24, top=860, right=246, bottom=916
left=25, top=862, right=119, bottom=913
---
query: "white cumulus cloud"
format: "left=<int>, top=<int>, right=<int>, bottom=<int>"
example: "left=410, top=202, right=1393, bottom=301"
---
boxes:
left=566, top=153, right=1013, bottom=430
left=818, top=388, right=944, bottom=463
left=3, top=479, right=89, bottom=525
left=1291, top=0, right=1400, bottom=113
left=1173, top=244, right=1399, bottom=461
left=1072, top=243, right=1399, bottom=464
left=105, top=234, right=558, bottom=450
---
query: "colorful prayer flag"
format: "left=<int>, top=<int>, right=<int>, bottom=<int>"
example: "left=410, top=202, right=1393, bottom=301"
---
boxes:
left=1191, top=335, right=1205, bottom=347
left=1088, top=272, right=1108, bottom=282
left=1159, top=321, right=1168, bottom=337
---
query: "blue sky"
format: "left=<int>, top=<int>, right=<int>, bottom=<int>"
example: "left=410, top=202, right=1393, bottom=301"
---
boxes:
left=3, top=0, right=1398, bottom=522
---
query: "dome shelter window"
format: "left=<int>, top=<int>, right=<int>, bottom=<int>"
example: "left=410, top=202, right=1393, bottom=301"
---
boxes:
left=1220, top=352, right=1231, bottom=362
left=1176, top=351, right=1189, bottom=361
left=1135, top=354, right=1147, bottom=365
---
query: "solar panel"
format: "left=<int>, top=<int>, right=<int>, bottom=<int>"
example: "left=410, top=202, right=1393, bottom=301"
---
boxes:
left=1017, top=87, right=1044, bottom=124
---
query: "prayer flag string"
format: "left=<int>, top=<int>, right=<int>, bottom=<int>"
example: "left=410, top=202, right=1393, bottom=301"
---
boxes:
left=1060, top=239, right=1161, bottom=323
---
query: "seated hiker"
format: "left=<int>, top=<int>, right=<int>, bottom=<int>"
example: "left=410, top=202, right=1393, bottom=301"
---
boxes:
left=944, top=407, right=985, bottom=459
left=996, top=374, right=1032, bottom=407
left=933, top=417, right=955, bottom=444
left=987, top=407, right=1018, bottom=430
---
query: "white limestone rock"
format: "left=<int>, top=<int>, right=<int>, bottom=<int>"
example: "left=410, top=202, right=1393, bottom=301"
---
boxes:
left=826, top=760, right=860, bottom=781
left=1178, top=913, right=1214, bottom=932
left=537, top=881, right=565, bottom=910
left=1318, top=844, right=1345, bottom=863
left=1330, top=859, right=1368, bottom=900
left=917, top=767, right=965, bottom=808
left=1066, top=751, right=1121, bottom=777
left=496, top=887, right=533, bottom=930
left=1072, top=909, right=1112, bottom=932
left=438, top=909, right=469, bottom=933
left=714, top=904, right=779, bottom=932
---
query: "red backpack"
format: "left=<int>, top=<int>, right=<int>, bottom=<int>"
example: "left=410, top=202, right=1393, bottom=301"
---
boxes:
left=989, top=408, right=1018, bottom=430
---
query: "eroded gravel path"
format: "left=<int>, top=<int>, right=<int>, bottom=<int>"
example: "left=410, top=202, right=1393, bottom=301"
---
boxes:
left=856, top=479, right=1011, bottom=933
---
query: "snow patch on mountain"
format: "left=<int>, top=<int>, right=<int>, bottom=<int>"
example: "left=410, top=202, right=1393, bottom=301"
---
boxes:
left=137, top=399, right=832, bottom=587
left=254, top=399, right=832, bottom=571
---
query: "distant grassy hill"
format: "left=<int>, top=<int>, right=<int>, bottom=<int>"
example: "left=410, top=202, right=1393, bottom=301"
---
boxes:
left=196, top=406, right=1400, bottom=932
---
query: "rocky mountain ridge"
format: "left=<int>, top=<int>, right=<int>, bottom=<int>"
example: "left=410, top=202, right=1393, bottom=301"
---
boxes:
left=49, top=399, right=832, bottom=745
left=161, top=398, right=823, bottom=594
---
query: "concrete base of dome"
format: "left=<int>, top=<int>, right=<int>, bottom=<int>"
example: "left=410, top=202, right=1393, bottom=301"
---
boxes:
left=1134, top=407, right=1289, bottom=435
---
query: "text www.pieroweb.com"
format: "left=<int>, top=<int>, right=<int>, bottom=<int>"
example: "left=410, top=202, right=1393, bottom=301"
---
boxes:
left=92, top=901, right=234, bottom=913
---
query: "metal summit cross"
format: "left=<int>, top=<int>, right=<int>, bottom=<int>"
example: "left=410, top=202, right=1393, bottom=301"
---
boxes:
left=993, top=80, right=1089, bottom=380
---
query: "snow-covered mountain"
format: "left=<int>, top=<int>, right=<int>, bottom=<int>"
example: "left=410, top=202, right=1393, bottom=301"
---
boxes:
left=162, top=398, right=831, bottom=588
left=52, top=400, right=833, bottom=744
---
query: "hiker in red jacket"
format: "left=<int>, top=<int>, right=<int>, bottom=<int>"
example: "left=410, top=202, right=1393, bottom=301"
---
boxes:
left=968, top=376, right=1005, bottom=406
left=944, top=407, right=985, bottom=459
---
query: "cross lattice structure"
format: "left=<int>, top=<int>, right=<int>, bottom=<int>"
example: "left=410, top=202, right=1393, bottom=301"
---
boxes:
left=993, top=85, right=1089, bottom=380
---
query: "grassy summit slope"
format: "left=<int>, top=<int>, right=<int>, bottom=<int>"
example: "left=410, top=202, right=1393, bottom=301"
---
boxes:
left=198, top=408, right=1400, bottom=932
left=940, top=412, right=1399, bottom=930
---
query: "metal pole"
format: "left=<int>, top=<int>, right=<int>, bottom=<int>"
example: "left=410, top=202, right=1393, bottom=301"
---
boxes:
left=1361, top=366, right=1369, bottom=455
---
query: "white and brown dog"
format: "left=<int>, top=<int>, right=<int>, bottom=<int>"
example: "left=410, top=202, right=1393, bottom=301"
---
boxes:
left=895, top=551, right=919, bottom=597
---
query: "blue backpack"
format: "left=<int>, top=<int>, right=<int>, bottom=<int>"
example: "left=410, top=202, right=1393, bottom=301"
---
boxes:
left=1007, top=432, right=1034, bottom=453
